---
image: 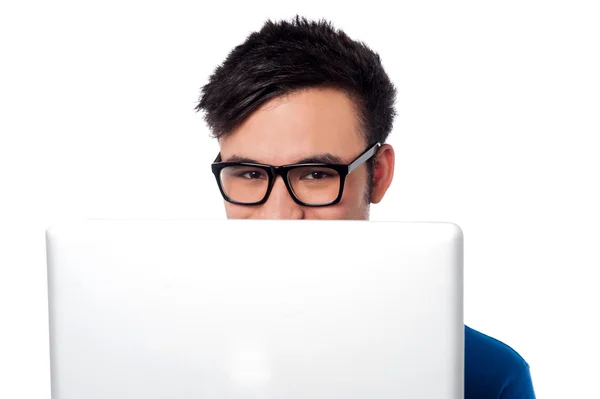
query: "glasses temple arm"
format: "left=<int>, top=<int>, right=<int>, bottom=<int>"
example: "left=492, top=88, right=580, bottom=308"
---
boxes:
left=348, top=143, right=381, bottom=174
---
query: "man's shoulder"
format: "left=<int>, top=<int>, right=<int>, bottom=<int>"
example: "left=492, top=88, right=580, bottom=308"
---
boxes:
left=464, top=325, right=533, bottom=399
left=465, top=325, right=529, bottom=371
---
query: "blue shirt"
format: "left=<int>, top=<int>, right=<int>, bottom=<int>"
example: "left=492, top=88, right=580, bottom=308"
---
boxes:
left=465, top=325, right=536, bottom=398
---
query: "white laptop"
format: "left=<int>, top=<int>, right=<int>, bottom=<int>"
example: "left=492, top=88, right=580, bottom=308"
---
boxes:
left=46, top=219, right=464, bottom=399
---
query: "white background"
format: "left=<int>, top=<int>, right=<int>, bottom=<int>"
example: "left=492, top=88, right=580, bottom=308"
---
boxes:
left=1, top=1, right=599, bottom=398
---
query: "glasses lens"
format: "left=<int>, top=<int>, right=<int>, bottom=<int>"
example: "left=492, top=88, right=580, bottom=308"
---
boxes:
left=288, top=166, right=341, bottom=205
left=219, top=166, right=269, bottom=203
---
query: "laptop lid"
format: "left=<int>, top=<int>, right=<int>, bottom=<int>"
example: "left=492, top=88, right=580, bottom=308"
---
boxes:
left=46, top=219, right=463, bottom=399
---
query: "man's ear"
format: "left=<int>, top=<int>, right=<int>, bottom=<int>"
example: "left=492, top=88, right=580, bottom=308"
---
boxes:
left=370, top=144, right=395, bottom=204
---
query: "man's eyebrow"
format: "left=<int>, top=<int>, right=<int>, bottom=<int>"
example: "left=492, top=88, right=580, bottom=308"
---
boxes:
left=294, top=153, right=343, bottom=164
left=223, top=153, right=345, bottom=165
left=223, top=155, right=261, bottom=164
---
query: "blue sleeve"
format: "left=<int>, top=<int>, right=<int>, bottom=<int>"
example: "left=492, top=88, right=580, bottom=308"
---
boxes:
left=499, top=366, right=536, bottom=399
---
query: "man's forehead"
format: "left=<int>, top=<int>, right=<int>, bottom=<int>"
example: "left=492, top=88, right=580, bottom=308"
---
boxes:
left=217, top=87, right=366, bottom=162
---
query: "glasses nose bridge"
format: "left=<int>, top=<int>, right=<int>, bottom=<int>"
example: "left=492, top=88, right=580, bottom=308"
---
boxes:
left=270, top=165, right=290, bottom=182
left=265, top=165, right=297, bottom=202
left=269, top=165, right=293, bottom=192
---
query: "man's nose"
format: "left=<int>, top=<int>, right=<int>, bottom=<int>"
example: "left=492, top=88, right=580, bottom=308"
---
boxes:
left=257, top=176, right=304, bottom=220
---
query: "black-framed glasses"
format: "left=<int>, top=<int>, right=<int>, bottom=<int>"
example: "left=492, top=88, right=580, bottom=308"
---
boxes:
left=211, top=142, right=380, bottom=207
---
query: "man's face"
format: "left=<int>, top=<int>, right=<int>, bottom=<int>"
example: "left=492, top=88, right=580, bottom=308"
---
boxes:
left=217, top=87, right=393, bottom=219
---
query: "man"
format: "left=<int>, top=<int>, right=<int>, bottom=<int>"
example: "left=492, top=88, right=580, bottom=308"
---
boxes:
left=196, top=16, right=535, bottom=398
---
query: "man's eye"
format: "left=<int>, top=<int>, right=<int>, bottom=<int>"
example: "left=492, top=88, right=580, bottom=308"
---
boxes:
left=240, top=171, right=266, bottom=179
left=301, top=171, right=331, bottom=180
